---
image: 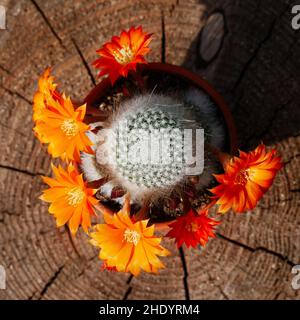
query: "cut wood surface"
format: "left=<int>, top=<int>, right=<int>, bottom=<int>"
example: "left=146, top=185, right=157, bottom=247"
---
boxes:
left=0, top=0, right=299, bottom=300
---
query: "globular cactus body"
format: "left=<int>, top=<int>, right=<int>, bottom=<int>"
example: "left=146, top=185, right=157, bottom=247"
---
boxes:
left=81, top=92, right=225, bottom=205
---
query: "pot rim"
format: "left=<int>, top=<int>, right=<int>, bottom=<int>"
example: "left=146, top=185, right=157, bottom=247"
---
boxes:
left=84, top=62, right=237, bottom=230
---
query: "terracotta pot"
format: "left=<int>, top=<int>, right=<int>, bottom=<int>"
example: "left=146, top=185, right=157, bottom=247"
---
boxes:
left=84, top=62, right=237, bottom=230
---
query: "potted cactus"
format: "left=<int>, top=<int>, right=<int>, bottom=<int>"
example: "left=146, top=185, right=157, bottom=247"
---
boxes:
left=33, top=26, right=282, bottom=276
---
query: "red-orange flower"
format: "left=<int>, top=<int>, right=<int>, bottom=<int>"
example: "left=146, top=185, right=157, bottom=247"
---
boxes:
left=209, top=144, right=282, bottom=213
left=93, top=26, right=152, bottom=84
left=90, top=195, right=169, bottom=276
left=40, top=163, right=98, bottom=235
left=33, top=69, right=94, bottom=162
left=167, top=209, right=220, bottom=248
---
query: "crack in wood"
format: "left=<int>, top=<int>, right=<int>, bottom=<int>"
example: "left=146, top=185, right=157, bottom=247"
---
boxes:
left=273, top=291, right=282, bottom=300
left=0, top=164, right=42, bottom=177
left=30, top=0, right=66, bottom=50
left=126, top=274, right=133, bottom=284
left=72, top=38, right=96, bottom=86
left=37, top=265, right=64, bottom=299
left=1, top=85, right=31, bottom=104
left=0, top=64, right=11, bottom=75
left=179, top=247, right=190, bottom=300
left=231, top=4, right=290, bottom=92
left=217, top=233, right=295, bottom=266
left=169, top=0, right=180, bottom=16
left=122, top=274, right=133, bottom=300
left=122, top=286, right=132, bottom=300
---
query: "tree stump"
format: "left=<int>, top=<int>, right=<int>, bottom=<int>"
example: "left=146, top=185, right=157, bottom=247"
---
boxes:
left=0, top=0, right=299, bottom=300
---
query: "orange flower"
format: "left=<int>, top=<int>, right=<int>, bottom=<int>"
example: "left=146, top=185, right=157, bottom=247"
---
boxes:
left=209, top=144, right=282, bottom=213
left=33, top=68, right=63, bottom=123
left=90, top=195, right=169, bottom=276
left=33, top=70, right=94, bottom=162
left=167, top=209, right=220, bottom=248
left=93, top=26, right=152, bottom=84
left=40, top=163, right=98, bottom=235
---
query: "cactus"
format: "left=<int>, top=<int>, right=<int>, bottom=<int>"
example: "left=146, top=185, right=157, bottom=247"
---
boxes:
left=81, top=92, right=225, bottom=204
left=115, top=107, right=186, bottom=188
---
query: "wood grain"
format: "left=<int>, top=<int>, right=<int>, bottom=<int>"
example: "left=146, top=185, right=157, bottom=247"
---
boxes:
left=0, top=0, right=299, bottom=300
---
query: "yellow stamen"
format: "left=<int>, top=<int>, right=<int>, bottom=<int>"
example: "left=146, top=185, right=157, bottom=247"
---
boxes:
left=113, top=45, right=134, bottom=65
left=67, top=187, right=85, bottom=206
left=61, top=119, right=79, bottom=137
left=185, top=222, right=198, bottom=233
left=124, top=229, right=140, bottom=246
